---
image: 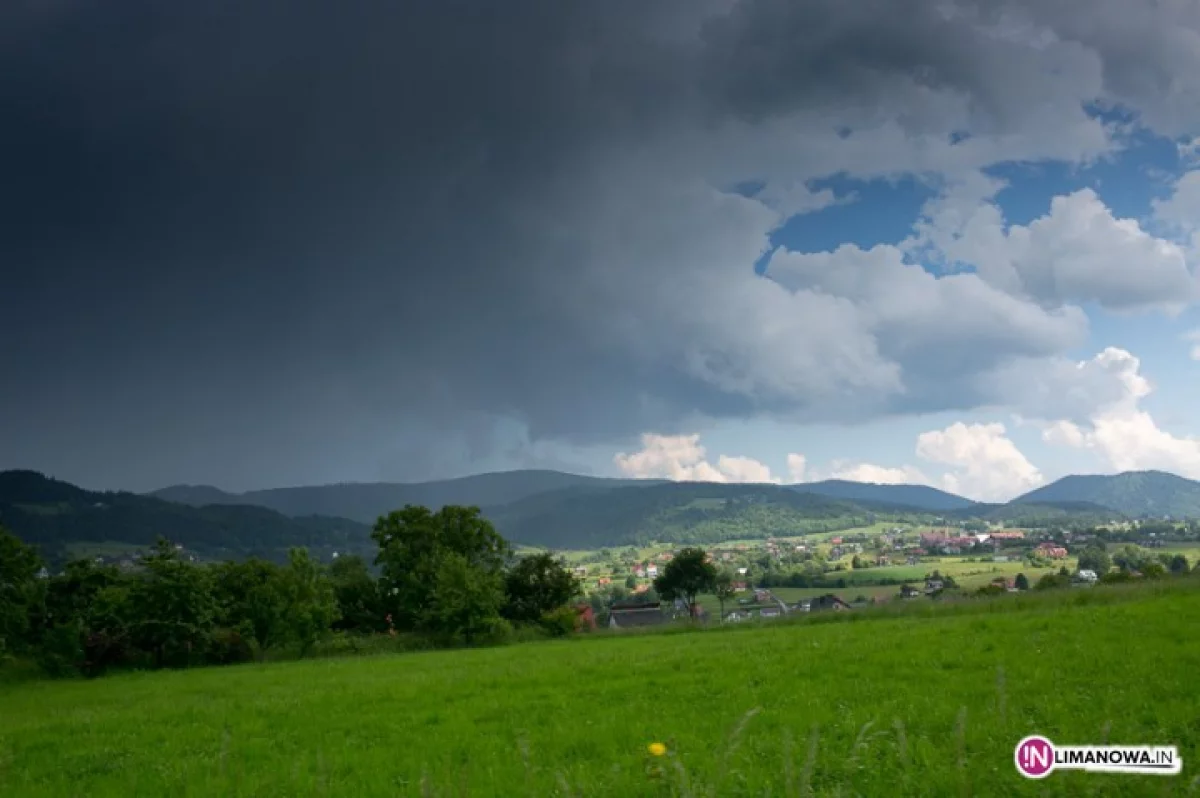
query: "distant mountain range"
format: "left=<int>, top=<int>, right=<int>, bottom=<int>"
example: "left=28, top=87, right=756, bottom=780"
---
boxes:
left=3, top=467, right=1196, bottom=559
left=0, top=470, right=371, bottom=565
left=150, top=470, right=657, bottom=523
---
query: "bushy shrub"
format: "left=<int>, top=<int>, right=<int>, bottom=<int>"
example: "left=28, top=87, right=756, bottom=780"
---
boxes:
left=82, top=630, right=134, bottom=678
left=36, top=622, right=84, bottom=678
left=207, top=627, right=255, bottom=665
left=539, top=606, right=579, bottom=638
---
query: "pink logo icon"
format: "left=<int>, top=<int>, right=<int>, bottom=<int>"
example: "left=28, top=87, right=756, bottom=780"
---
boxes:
left=1015, top=735, right=1055, bottom=779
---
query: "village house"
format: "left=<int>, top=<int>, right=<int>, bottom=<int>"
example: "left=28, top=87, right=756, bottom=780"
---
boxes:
left=989, top=530, right=1026, bottom=543
left=919, top=532, right=946, bottom=549
left=1036, top=543, right=1068, bottom=559
left=1074, top=569, right=1099, bottom=585
left=646, top=564, right=659, bottom=578
left=899, top=584, right=921, bottom=599
left=876, top=555, right=891, bottom=566
left=808, top=594, right=852, bottom=612
left=759, top=607, right=782, bottom=619
left=924, top=577, right=944, bottom=594
left=608, top=602, right=668, bottom=629
left=753, top=589, right=771, bottom=603
left=573, top=566, right=588, bottom=577
left=731, top=580, right=748, bottom=591
left=633, top=566, right=646, bottom=578
left=597, top=577, right=612, bottom=587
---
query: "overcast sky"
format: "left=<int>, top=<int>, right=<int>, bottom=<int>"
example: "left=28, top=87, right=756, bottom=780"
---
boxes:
left=3, top=0, right=1200, bottom=500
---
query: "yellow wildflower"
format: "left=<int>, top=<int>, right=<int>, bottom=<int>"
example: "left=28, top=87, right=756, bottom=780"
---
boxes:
left=647, top=742, right=667, bottom=757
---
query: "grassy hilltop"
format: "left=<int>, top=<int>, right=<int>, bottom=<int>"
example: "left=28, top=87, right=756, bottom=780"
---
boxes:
left=2, top=580, right=1197, bottom=797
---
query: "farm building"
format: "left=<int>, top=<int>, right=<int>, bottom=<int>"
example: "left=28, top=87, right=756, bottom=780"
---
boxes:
left=608, top=602, right=668, bottom=629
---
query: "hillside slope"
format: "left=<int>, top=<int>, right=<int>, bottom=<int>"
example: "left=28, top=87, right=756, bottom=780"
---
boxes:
left=486, top=481, right=929, bottom=548
left=151, top=470, right=658, bottom=523
left=792, top=479, right=974, bottom=511
left=1013, top=471, right=1200, bottom=517
left=0, top=471, right=370, bottom=563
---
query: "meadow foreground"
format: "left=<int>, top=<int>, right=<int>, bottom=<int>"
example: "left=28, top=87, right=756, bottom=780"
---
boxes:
left=1, top=583, right=1198, bottom=797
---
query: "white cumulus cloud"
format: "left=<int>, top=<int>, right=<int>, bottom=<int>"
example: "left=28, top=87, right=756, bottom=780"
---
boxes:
left=613, top=433, right=786, bottom=484
left=1040, top=348, right=1200, bottom=479
left=915, top=422, right=1045, bottom=502
left=914, top=184, right=1197, bottom=314
left=825, top=462, right=932, bottom=486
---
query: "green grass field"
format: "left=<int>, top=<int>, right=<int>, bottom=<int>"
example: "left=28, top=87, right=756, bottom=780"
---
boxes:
left=2, top=581, right=1198, bottom=796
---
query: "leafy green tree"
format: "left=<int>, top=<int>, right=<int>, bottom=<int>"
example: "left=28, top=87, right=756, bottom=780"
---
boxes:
left=1014, top=572, right=1030, bottom=591
left=1077, top=545, right=1112, bottom=576
left=210, top=558, right=288, bottom=657
left=1112, top=544, right=1148, bottom=572
left=372, top=505, right=510, bottom=631
left=502, top=552, right=580, bottom=624
left=278, top=548, right=339, bottom=657
left=328, top=555, right=384, bottom=633
left=714, top=571, right=736, bottom=619
left=0, top=525, right=44, bottom=657
left=1035, top=573, right=1068, bottom=590
left=43, top=559, right=123, bottom=627
left=653, top=547, right=716, bottom=618
left=425, top=552, right=506, bottom=643
left=624, top=574, right=638, bottom=590
left=1140, top=561, right=1167, bottom=579
left=1168, top=554, right=1190, bottom=574
left=128, top=539, right=217, bottom=668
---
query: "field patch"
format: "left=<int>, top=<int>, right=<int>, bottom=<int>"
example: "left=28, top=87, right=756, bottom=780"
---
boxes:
left=1, top=584, right=1197, bottom=796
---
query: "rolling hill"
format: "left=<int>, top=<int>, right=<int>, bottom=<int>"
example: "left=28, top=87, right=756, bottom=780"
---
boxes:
left=1012, top=470, right=1200, bottom=518
left=9, top=466, right=1187, bottom=560
left=484, top=481, right=932, bottom=548
left=791, top=479, right=975, bottom=511
left=0, top=470, right=371, bottom=565
left=150, top=470, right=659, bottom=524
left=151, top=469, right=977, bottom=521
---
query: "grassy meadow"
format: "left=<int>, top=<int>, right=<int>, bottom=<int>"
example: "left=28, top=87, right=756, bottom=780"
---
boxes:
left=2, top=580, right=1199, bottom=796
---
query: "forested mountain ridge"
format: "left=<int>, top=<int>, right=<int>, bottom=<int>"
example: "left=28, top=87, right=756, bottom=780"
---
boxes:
left=1012, top=471, right=1200, bottom=518
left=0, top=471, right=370, bottom=565
left=150, top=470, right=660, bottom=523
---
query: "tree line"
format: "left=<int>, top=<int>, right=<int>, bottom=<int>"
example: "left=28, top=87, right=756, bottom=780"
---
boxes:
left=0, top=505, right=581, bottom=677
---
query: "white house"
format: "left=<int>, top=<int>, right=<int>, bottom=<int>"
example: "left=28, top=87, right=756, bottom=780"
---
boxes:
left=646, top=564, right=658, bottom=578
left=1074, top=569, right=1099, bottom=585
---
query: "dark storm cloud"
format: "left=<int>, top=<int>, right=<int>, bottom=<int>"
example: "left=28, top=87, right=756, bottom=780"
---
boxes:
left=1, top=0, right=1196, bottom=490
left=0, top=0, right=728, bottom=488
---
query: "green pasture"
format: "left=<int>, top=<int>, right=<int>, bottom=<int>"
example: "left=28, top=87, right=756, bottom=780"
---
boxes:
left=2, top=580, right=1198, bottom=796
